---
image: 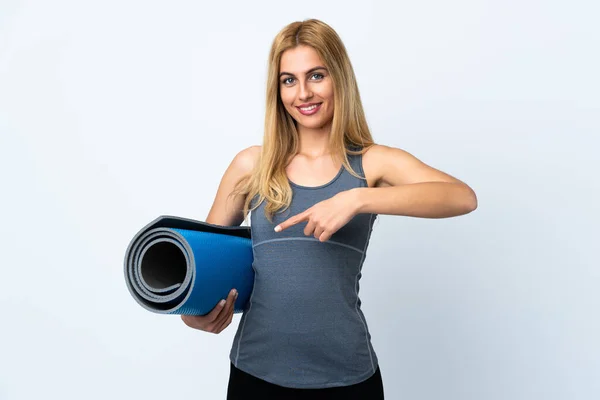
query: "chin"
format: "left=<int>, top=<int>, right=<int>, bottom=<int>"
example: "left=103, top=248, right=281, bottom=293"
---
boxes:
left=296, top=119, right=331, bottom=130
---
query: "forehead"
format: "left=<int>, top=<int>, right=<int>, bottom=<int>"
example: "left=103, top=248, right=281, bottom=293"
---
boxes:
left=279, top=45, right=325, bottom=73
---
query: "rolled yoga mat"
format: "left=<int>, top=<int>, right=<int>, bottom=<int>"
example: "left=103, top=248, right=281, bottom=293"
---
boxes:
left=124, top=215, right=254, bottom=315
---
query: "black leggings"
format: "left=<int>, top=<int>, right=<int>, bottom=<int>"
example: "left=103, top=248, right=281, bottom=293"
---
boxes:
left=226, top=363, right=384, bottom=400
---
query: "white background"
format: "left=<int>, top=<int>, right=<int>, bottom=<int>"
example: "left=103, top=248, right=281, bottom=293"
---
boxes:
left=1, top=0, right=598, bottom=399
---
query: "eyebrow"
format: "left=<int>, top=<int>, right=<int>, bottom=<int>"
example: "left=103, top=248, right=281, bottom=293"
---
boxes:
left=279, top=66, right=327, bottom=78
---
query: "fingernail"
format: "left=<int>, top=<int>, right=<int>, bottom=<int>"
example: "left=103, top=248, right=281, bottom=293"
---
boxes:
left=274, top=226, right=281, bottom=232
left=220, top=299, right=226, bottom=306
left=235, top=291, right=239, bottom=298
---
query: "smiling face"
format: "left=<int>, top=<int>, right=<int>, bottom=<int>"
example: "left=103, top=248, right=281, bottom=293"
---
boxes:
left=279, top=45, right=335, bottom=132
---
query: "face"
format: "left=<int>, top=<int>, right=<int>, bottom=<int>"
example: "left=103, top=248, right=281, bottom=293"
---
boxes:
left=279, top=45, right=334, bottom=131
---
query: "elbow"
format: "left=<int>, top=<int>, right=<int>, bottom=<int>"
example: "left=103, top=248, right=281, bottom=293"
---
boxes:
left=463, top=186, right=478, bottom=213
left=451, top=183, right=477, bottom=215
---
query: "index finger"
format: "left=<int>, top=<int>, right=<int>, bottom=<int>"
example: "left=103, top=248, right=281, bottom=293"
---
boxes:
left=274, top=212, right=308, bottom=232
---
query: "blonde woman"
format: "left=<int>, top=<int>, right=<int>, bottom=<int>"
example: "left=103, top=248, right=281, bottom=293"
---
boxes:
left=181, top=19, right=478, bottom=399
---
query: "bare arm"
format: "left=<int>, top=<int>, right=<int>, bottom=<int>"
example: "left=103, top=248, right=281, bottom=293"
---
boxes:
left=180, top=145, right=260, bottom=333
left=205, top=145, right=261, bottom=226
left=359, top=144, right=477, bottom=217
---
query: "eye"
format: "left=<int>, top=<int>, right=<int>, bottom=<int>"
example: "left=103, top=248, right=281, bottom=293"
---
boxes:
left=310, top=73, right=324, bottom=80
left=281, top=77, right=294, bottom=85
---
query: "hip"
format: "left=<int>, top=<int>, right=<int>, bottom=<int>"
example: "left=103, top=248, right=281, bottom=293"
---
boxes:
left=227, top=362, right=384, bottom=400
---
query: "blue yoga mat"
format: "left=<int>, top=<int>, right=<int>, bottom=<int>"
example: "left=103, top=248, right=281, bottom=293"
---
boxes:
left=124, top=215, right=254, bottom=315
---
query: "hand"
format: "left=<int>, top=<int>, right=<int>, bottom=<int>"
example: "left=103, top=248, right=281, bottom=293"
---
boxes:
left=274, top=189, right=360, bottom=242
left=180, top=289, right=238, bottom=334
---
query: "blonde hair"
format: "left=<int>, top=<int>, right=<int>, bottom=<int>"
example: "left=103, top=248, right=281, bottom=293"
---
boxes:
left=232, top=19, right=375, bottom=222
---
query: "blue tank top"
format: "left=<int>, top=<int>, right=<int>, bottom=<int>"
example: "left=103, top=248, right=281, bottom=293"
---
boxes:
left=229, top=147, right=379, bottom=389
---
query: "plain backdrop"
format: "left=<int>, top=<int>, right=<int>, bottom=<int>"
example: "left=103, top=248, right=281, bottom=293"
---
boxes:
left=0, top=1, right=598, bottom=399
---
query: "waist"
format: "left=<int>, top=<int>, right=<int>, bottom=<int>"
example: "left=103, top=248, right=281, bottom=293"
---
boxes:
left=230, top=306, right=378, bottom=388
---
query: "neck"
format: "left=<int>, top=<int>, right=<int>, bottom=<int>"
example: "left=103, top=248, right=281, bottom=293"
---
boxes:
left=296, top=121, right=333, bottom=158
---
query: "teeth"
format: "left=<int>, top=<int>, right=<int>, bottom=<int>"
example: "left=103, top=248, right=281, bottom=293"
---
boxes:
left=300, top=104, right=319, bottom=111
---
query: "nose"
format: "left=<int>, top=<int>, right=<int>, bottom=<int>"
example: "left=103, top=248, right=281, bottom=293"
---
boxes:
left=298, top=80, right=313, bottom=101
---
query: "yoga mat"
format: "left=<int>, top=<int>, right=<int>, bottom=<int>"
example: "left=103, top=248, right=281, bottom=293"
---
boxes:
left=124, top=215, right=254, bottom=315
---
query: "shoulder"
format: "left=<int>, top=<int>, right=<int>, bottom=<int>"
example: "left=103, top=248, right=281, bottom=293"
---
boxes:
left=230, top=145, right=262, bottom=178
left=362, top=143, right=414, bottom=166
left=361, top=144, right=398, bottom=187
left=362, top=143, right=405, bottom=158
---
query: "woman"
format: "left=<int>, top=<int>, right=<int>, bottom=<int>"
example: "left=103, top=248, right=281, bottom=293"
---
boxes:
left=181, top=19, right=477, bottom=399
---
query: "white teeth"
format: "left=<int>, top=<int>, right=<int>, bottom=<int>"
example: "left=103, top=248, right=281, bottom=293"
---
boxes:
left=300, top=104, right=319, bottom=111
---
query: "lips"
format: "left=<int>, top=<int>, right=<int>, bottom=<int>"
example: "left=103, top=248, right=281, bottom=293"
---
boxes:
left=296, top=102, right=322, bottom=116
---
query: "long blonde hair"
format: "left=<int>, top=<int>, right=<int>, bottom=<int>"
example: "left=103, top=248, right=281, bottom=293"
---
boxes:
left=232, top=19, right=375, bottom=223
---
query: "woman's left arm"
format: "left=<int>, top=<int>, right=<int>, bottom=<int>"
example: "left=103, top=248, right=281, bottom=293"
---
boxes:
left=356, top=144, right=478, bottom=218
left=274, top=145, right=478, bottom=241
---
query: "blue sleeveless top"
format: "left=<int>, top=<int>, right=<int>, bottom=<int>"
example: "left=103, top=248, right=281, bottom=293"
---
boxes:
left=229, top=148, right=379, bottom=389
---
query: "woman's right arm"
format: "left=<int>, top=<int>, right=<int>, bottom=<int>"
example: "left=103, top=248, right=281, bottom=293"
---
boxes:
left=205, top=145, right=261, bottom=226
left=181, top=145, right=260, bottom=334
